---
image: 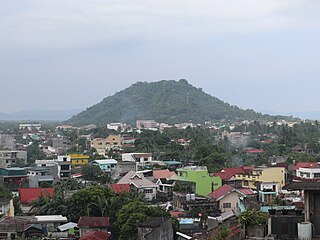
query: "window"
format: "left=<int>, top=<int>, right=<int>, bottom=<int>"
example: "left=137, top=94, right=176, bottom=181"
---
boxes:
left=143, top=189, right=153, bottom=194
left=243, top=180, right=249, bottom=186
left=61, top=165, right=70, bottom=171
left=223, top=203, right=231, bottom=208
left=314, top=173, right=320, bottom=178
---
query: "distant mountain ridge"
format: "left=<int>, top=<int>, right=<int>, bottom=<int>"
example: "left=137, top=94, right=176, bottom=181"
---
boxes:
left=67, top=79, right=292, bottom=126
left=0, top=109, right=82, bottom=121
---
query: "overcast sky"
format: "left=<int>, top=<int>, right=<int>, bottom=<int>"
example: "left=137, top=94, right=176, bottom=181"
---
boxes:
left=1, top=0, right=320, bottom=114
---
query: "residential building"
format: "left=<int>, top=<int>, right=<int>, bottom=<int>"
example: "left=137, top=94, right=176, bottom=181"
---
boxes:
left=107, top=122, right=131, bottom=132
left=77, top=217, right=110, bottom=237
left=138, top=217, right=173, bottom=240
left=296, top=167, right=320, bottom=179
left=27, top=167, right=54, bottom=188
left=233, top=166, right=287, bottom=191
left=0, top=134, right=15, bottom=151
left=0, top=168, right=28, bottom=191
left=108, top=183, right=131, bottom=194
left=79, top=230, right=111, bottom=240
left=0, top=151, right=27, bottom=167
left=259, top=182, right=279, bottom=203
left=0, top=199, right=14, bottom=217
left=91, top=135, right=122, bottom=156
left=51, top=138, right=70, bottom=154
left=54, top=155, right=72, bottom=180
left=19, top=123, right=41, bottom=131
left=175, top=166, right=222, bottom=196
left=116, top=161, right=136, bottom=177
left=121, top=137, right=136, bottom=148
left=92, top=159, right=117, bottom=177
left=121, top=153, right=153, bottom=169
left=136, top=120, right=158, bottom=130
left=118, top=171, right=158, bottom=201
left=208, top=184, right=254, bottom=213
left=19, top=188, right=54, bottom=213
left=68, top=154, right=89, bottom=165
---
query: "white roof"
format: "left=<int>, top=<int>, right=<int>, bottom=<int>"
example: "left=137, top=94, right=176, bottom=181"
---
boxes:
left=35, top=215, right=68, bottom=223
left=176, top=232, right=192, bottom=240
left=58, top=222, right=78, bottom=232
left=93, top=159, right=117, bottom=164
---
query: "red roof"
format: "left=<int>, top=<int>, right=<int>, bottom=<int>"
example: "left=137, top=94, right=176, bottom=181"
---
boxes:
left=238, top=188, right=255, bottom=195
left=79, top=230, right=111, bottom=240
left=208, top=184, right=234, bottom=200
left=170, top=211, right=185, bottom=218
left=213, top=167, right=246, bottom=181
left=109, top=184, right=131, bottom=193
left=294, top=162, right=320, bottom=170
left=78, top=217, right=110, bottom=228
left=246, top=149, right=265, bottom=153
left=153, top=170, right=176, bottom=179
left=19, top=188, right=54, bottom=204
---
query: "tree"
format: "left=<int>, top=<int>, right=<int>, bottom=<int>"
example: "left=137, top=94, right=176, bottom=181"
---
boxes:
left=114, top=201, right=170, bottom=240
left=81, top=164, right=110, bottom=184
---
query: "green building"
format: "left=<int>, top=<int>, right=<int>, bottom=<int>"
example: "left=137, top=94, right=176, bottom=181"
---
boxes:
left=175, top=166, right=222, bottom=196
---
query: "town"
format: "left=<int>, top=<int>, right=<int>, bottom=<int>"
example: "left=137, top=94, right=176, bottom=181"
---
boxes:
left=0, top=118, right=318, bottom=240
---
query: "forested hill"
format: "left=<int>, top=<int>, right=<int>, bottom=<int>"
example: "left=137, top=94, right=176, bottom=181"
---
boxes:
left=67, top=79, right=289, bottom=126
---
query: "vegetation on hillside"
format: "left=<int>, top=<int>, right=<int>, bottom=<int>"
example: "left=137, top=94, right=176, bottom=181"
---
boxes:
left=67, top=80, right=289, bottom=126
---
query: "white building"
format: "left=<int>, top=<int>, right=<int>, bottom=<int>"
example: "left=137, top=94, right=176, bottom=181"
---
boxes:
left=296, top=167, right=320, bottom=179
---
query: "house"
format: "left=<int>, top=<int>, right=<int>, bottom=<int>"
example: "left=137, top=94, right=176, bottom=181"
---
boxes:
left=68, top=154, right=89, bottom=165
left=116, top=161, right=136, bottom=177
left=0, top=168, right=28, bottom=191
left=54, top=155, right=72, bottom=180
left=92, top=159, right=117, bottom=174
left=19, top=188, right=54, bottom=213
left=27, top=167, right=54, bottom=188
left=0, top=216, right=32, bottom=239
left=56, top=222, right=78, bottom=238
left=138, top=217, right=173, bottom=240
left=0, top=151, right=27, bottom=167
left=162, top=160, right=183, bottom=171
left=233, top=166, right=287, bottom=191
left=0, top=198, right=14, bottom=217
left=293, top=162, right=320, bottom=180
left=208, top=184, right=254, bottom=213
left=175, top=166, right=222, bottom=196
left=107, top=122, right=131, bottom=132
left=91, top=135, right=122, bottom=156
left=153, top=169, right=177, bottom=180
left=291, top=145, right=304, bottom=153
left=77, top=217, right=110, bottom=237
left=122, top=153, right=153, bottom=169
left=283, top=182, right=320, bottom=236
left=118, top=171, right=158, bottom=201
left=259, top=182, right=279, bottom=203
left=35, top=215, right=68, bottom=228
left=109, top=183, right=131, bottom=193
left=213, top=167, right=248, bottom=182
left=136, top=120, right=159, bottom=130
left=19, top=123, right=41, bottom=131
left=79, top=230, right=111, bottom=240
left=121, top=137, right=136, bottom=148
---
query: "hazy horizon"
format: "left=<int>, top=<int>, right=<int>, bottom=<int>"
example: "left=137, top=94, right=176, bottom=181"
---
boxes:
left=2, top=1, right=320, bottom=114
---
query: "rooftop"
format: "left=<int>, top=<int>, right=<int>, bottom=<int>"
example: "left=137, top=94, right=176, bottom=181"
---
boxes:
left=138, top=217, right=171, bottom=228
left=19, top=188, right=54, bottom=204
left=78, top=217, right=110, bottom=228
left=93, top=159, right=117, bottom=164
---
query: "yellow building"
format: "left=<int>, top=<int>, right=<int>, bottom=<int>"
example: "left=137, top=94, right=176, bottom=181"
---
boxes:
left=234, top=167, right=287, bottom=190
left=90, top=135, right=122, bottom=156
left=68, top=154, right=90, bottom=165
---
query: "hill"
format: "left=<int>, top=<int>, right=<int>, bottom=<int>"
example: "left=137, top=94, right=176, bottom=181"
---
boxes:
left=67, top=79, right=290, bottom=126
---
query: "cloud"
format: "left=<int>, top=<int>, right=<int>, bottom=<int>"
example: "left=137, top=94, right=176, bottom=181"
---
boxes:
left=0, top=0, right=319, bottom=49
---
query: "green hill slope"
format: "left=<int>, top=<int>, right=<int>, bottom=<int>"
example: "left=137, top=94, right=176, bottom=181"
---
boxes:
left=67, top=79, right=288, bottom=126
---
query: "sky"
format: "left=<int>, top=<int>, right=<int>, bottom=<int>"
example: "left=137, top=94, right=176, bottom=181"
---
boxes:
left=1, top=0, right=320, bottom=114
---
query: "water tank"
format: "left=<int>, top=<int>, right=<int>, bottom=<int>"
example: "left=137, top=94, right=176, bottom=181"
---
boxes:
left=191, top=194, right=196, bottom=201
left=298, top=222, right=312, bottom=240
left=186, top=194, right=191, bottom=201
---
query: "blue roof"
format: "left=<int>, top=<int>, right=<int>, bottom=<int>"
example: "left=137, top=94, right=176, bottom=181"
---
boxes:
left=163, top=160, right=182, bottom=165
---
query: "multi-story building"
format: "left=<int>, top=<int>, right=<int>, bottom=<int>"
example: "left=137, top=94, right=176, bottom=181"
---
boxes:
left=27, top=167, right=54, bottom=188
left=0, top=150, right=27, bottom=167
left=121, top=153, right=153, bottom=169
left=19, top=123, right=41, bottom=131
left=0, top=134, right=15, bottom=150
left=136, top=120, right=158, bottom=130
left=233, top=167, right=287, bottom=191
left=91, top=135, right=122, bottom=156
left=175, top=166, right=222, bottom=196
left=34, top=156, right=72, bottom=181
left=107, top=123, right=131, bottom=132
left=68, top=154, right=89, bottom=165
